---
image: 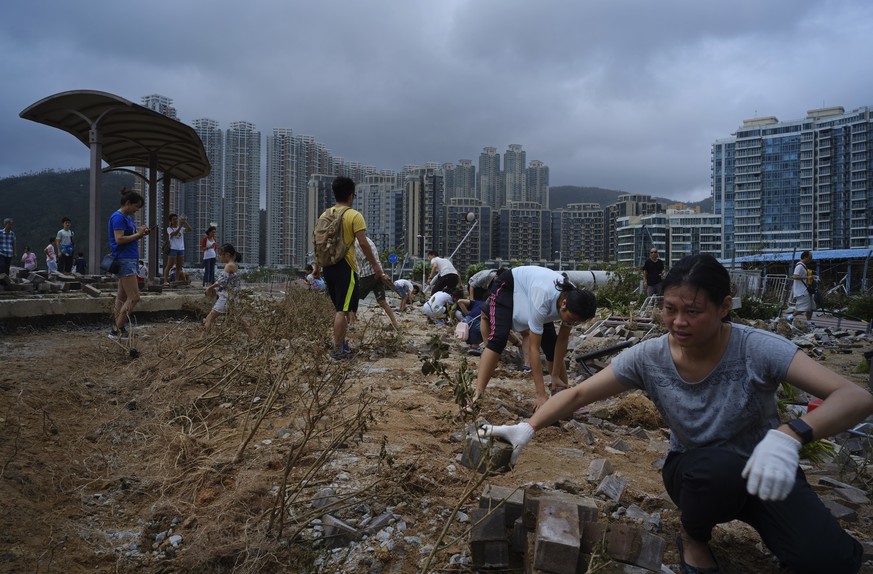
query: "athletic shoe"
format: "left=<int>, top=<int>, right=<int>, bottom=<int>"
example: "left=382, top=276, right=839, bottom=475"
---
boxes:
left=342, top=341, right=352, bottom=354
left=330, top=348, right=351, bottom=361
left=108, top=328, right=121, bottom=340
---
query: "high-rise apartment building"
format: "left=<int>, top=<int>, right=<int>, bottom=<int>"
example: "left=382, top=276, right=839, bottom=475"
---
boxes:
left=305, top=174, right=337, bottom=266
left=552, top=203, right=606, bottom=265
left=265, top=128, right=297, bottom=267
left=526, top=159, right=549, bottom=207
left=478, top=147, right=502, bottom=209
left=497, top=201, right=550, bottom=262
left=403, top=166, right=444, bottom=260
left=354, top=174, right=405, bottom=253
left=443, top=198, right=492, bottom=273
left=712, top=106, right=873, bottom=258
left=667, top=209, right=723, bottom=266
left=454, top=159, right=477, bottom=200
left=224, top=121, right=261, bottom=265
left=184, top=118, right=224, bottom=265
left=606, top=194, right=663, bottom=261
left=616, top=213, right=669, bottom=266
left=503, top=144, right=527, bottom=205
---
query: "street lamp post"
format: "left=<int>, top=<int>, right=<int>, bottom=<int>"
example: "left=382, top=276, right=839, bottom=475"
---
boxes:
left=555, top=251, right=562, bottom=271
left=417, top=234, right=428, bottom=289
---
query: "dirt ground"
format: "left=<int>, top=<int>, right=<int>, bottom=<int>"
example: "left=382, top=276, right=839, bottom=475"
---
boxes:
left=1, top=288, right=872, bottom=574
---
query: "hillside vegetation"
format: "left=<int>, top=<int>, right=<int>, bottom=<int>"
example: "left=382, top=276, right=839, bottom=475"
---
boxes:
left=0, top=169, right=134, bottom=264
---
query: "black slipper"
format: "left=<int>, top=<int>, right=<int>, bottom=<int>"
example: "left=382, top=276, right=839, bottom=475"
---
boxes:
left=675, top=534, right=719, bottom=574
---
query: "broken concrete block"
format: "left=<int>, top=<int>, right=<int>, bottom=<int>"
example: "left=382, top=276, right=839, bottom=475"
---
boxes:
left=480, top=484, right=525, bottom=527
left=38, top=283, right=51, bottom=293
left=460, top=434, right=513, bottom=473
left=821, top=498, right=858, bottom=522
left=624, top=504, right=660, bottom=531
left=588, top=458, right=614, bottom=483
left=523, top=487, right=599, bottom=531
left=321, top=514, right=360, bottom=548
left=595, top=474, right=628, bottom=504
left=833, top=487, right=871, bottom=507
left=29, top=273, right=46, bottom=285
left=534, top=498, right=580, bottom=574
left=511, top=516, right=526, bottom=555
left=609, top=438, right=631, bottom=453
left=0, top=273, right=10, bottom=285
left=628, top=427, right=649, bottom=440
left=82, top=284, right=101, bottom=297
left=55, top=272, right=77, bottom=282
left=580, top=523, right=665, bottom=572
left=470, top=507, right=509, bottom=570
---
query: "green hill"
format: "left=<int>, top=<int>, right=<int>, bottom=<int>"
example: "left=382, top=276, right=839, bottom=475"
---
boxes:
left=549, top=185, right=712, bottom=212
left=0, top=169, right=134, bottom=266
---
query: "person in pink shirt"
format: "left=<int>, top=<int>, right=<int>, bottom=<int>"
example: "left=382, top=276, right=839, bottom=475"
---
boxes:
left=20, top=246, right=37, bottom=271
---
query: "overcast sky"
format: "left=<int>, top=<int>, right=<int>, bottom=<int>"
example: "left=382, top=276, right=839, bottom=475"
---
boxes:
left=3, top=0, right=872, bottom=202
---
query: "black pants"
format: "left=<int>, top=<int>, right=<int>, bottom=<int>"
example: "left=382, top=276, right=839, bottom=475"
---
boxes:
left=432, top=273, right=459, bottom=294
left=663, top=447, right=862, bottom=574
left=59, top=253, right=74, bottom=273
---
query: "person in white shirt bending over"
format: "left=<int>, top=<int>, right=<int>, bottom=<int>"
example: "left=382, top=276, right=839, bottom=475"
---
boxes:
left=426, top=250, right=459, bottom=294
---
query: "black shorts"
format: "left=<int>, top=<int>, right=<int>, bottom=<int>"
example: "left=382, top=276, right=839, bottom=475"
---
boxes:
left=322, top=259, right=359, bottom=313
left=483, top=270, right=558, bottom=360
left=358, top=274, right=386, bottom=301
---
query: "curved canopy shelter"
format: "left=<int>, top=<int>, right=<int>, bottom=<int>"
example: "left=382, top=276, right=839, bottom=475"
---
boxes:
left=19, top=90, right=210, bottom=281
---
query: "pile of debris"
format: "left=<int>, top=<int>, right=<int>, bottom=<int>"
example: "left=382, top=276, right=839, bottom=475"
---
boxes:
left=0, top=269, right=111, bottom=294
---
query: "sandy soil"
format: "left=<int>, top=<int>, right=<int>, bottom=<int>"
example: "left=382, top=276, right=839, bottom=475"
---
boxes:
left=1, top=289, right=872, bottom=574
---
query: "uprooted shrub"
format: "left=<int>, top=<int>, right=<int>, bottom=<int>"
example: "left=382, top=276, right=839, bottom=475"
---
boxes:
left=126, top=288, right=409, bottom=573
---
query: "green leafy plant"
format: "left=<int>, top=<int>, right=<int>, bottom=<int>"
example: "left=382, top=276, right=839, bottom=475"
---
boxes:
left=733, top=296, right=781, bottom=320
left=419, top=334, right=477, bottom=418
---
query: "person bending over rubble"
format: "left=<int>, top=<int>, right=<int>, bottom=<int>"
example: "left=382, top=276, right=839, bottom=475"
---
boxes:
left=482, top=254, right=873, bottom=574
left=471, top=266, right=596, bottom=412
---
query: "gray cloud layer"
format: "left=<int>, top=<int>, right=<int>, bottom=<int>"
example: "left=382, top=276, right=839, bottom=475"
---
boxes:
left=3, top=0, right=872, bottom=201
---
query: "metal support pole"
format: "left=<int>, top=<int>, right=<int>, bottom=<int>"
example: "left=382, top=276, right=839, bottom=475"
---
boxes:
left=88, top=127, right=102, bottom=275
left=147, top=154, right=158, bottom=283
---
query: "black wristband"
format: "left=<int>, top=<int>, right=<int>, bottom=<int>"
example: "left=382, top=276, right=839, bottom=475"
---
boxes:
left=786, top=418, right=814, bottom=445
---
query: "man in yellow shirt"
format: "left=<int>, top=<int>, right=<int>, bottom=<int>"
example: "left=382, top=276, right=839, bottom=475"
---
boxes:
left=314, top=177, right=390, bottom=360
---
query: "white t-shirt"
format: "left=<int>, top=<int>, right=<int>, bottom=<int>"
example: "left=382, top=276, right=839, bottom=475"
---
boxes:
left=468, top=269, right=497, bottom=289
left=203, top=237, right=217, bottom=260
left=395, top=279, right=413, bottom=292
left=167, top=226, right=185, bottom=251
left=792, top=262, right=810, bottom=298
left=422, top=290, right=453, bottom=318
left=431, top=257, right=458, bottom=277
left=511, top=266, right=565, bottom=335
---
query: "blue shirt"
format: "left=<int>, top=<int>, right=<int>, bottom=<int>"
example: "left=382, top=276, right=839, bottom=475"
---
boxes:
left=108, top=211, right=139, bottom=259
left=0, top=229, right=15, bottom=257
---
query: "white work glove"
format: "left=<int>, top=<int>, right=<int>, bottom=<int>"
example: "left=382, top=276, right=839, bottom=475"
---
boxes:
left=479, top=422, right=535, bottom=465
left=742, top=429, right=801, bottom=501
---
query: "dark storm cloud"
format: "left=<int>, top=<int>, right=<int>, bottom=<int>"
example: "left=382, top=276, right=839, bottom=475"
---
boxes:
left=3, top=0, right=872, bottom=201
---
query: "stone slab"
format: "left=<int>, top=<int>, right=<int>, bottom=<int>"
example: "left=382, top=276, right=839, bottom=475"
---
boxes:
left=595, top=474, right=628, bottom=504
left=480, top=484, right=525, bottom=527
left=580, top=522, right=665, bottom=572
left=460, top=434, right=513, bottom=473
left=588, top=458, right=614, bottom=483
left=523, top=487, right=599, bottom=531
left=534, top=499, right=580, bottom=574
left=470, top=507, right=510, bottom=569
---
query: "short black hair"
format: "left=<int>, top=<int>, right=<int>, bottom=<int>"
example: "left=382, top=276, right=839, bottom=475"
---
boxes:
left=662, top=254, right=731, bottom=310
left=427, top=250, right=439, bottom=257
left=332, top=176, right=356, bottom=203
left=801, top=250, right=812, bottom=260
left=119, top=188, right=144, bottom=207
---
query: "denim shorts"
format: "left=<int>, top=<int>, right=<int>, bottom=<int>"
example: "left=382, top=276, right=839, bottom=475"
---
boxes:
left=117, top=258, right=139, bottom=277
left=168, top=248, right=184, bottom=257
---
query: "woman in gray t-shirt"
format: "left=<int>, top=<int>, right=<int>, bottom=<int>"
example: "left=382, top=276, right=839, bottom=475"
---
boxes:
left=482, top=254, right=872, bottom=574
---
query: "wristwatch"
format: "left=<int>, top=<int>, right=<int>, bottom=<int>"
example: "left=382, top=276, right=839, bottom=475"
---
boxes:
left=786, top=418, right=814, bottom=445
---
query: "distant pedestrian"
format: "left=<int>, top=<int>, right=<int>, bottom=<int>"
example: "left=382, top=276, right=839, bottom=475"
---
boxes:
left=642, top=247, right=664, bottom=296
left=201, top=226, right=218, bottom=286
left=468, top=268, right=500, bottom=301
left=422, top=290, right=453, bottom=324
left=56, top=217, right=75, bottom=273
left=792, top=250, right=816, bottom=321
left=393, top=278, right=419, bottom=313
left=204, top=244, right=252, bottom=337
left=137, top=260, right=148, bottom=285
left=108, top=189, right=151, bottom=339
left=162, top=213, right=192, bottom=286
left=355, top=236, right=399, bottom=330
left=74, top=252, right=87, bottom=274
left=20, top=246, right=37, bottom=271
left=304, top=264, right=326, bottom=291
left=0, top=218, right=16, bottom=276
left=426, top=250, right=459, bottom=294
left=44, top=237, right=58, bottom=273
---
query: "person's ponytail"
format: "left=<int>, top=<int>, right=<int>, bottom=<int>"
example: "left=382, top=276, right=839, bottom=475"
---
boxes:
left=554, top=272, right=597, bottom=321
